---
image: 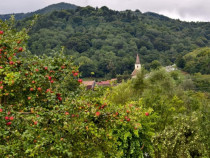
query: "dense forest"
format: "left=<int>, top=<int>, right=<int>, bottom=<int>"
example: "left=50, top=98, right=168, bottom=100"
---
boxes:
left=1, top=3, right=210, bottom=78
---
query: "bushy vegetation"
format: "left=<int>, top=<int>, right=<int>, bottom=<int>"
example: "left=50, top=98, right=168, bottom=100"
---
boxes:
left=105, top=69, right=210, bottom=157
left=0, top=16, right=209, bottom=157
left=0, top=17, right=156, bottom=158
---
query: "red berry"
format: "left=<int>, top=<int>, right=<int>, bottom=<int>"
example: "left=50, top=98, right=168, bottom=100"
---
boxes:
left=44, top=67, right=48, bottom=70
left=78, top=79, right=82, bottom=84
left=95, top=111, right=100, bottom=117
left=46, top=89, right=50, bottom=93
left=65, top=112, right=69, bottom=115
left=34, top=121, right=38, bottom=125
left=6, top=122, right=12, bottom=126
left=145, top=112, right=149, bottom=116
left=35, top=69, right=39, bottom=72
left=0, top=86, right=3, bottom=90
left=9, top=61, right=14, bottom=65
left=61, top=65, right=65, bottom=69
left=0, top=109, right=3, bottom=112
left=0, top=30, right=3, bottom=35
left=126, top=110, right=130, bottom=113
left=126, top=118, right=130, bottom=122
left=115, top=112, right=119, bottom=116
left=18, top=47, right=23, bottom=52
left=71, top=114, right=75, bottom=117
left=7, top=111, right=11, bottom=115
left=32, top=81, right=35, bottom=84
left=30, top=88, right=34, bottom=91
left=37, top=87, right=42, bottom=91
left=0, top=81, right=2, bottom=84
left=50, top=80, right=54, bottom=83
left=73, top=72, right=78, bottom=77
left=48, top=76, right=52, bottom=80
left=0, top=66, right=3, bottom=69
left=58, top=97, right=62, bottom=101
left=28, top=97, right=31, bottom=100
left=9, top=116, right=14, bottom=121
left=56, top=93, right=61, bottom=97
left=5, top=116, right=9, bottom=120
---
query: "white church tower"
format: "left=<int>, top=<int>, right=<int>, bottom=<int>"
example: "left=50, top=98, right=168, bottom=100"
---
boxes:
left=131, top=54, right=141, bottom=78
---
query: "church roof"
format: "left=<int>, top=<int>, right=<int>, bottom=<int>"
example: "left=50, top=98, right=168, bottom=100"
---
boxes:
left=131, top=69, right=139, bottom=76
left=136, top=54, right=140, bottom=64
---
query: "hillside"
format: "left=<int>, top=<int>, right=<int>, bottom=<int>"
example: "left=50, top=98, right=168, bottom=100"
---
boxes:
left=5, top=4, right=210, bottom=78
left=0, top=2, right=77, bottom=20
left=182, top=47, right=210, bottom=74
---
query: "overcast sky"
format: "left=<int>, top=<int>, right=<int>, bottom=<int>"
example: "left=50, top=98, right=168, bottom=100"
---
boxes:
left=0, top=0, right=209, bottom=22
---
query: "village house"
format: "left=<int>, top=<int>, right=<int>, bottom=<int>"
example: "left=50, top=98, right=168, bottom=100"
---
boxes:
left=82, top=80, right=96, bottom=90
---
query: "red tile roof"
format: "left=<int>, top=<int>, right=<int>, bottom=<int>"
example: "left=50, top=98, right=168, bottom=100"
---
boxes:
left=96, top=80, right=110, bottom=86
left=82, top=81, right=95, bottom=86
left=131, top=69, right=139, bottom=76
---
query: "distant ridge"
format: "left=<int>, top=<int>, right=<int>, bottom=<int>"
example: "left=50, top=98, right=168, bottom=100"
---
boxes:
left=143, top=12, right=171, bottom=21
left=0, top=2, right=77, bottom=20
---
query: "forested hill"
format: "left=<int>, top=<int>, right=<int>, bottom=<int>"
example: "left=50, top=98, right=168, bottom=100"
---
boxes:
left=0, top=2, right=77, bottom=20
left=4, top=4, right=210, bottom=78
left=177, top=47, right=210, bottom=74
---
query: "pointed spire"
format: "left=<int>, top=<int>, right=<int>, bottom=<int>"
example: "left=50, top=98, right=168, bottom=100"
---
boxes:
left=136, top=54, right=140, bottom=64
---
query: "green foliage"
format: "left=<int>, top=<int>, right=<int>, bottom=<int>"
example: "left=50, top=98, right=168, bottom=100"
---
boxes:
left=149, top=60, right=161, bottom=70
left=192, top=73, right=210, bottom=92
left=178, top=47, right=210, bottom=74
left=116, top=71, right=131, bottom=83
left=153, top=112, right=210, bottom=158
left=106, top=80, right=134, bottom=104
left=106, top=68, right=210, bottom=157
left=3, top=5, right=209, bottom=77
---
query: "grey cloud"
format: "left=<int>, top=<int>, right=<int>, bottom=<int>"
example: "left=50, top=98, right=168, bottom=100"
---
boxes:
left=87, top=0, right=210, bottom=21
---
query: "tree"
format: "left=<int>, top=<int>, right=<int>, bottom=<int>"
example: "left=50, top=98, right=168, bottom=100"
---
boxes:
left=149, top=60, right=161, bottom=70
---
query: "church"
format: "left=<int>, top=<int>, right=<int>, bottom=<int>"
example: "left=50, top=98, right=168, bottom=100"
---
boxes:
left=131, top=54, right=141, bottom=78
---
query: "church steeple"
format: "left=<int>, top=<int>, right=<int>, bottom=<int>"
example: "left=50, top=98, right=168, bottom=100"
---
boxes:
left=136, top=54, right=140, bottom=64
left=135, top=54, right=141, bottom=70
left=131, top=54, right=141, bottom=78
